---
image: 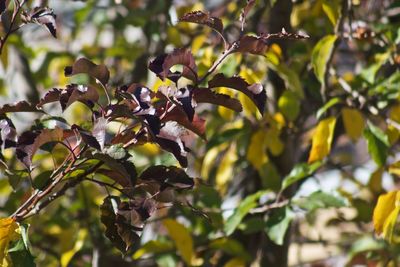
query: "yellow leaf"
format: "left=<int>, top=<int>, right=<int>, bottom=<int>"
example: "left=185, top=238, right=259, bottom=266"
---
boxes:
left=341, top=108, right=365, bottom=141
left=0, top=218, right=18, bottom=265
left=389, top=104, right=400, bottom=123
left=373, top=191, right=400, bottom=235
left=383, top=206, right=400, bottom=243
left=216, top=144, right=238, bottom=193
left=247, top=130, right=268, bottom=170
left=265, top=128, right=284, bottom=156
left=387, top=124, right=400, bottom=145
left=308, top=117, right=337, bottom=163
left=163, top=219, right=194, bottom=265
left=61, top=229, right=87, bottom=267
left=368, top=167, right=383, bottom=194
left=201, top=143, right=228, bottom=180
left=217, top=87, right=235, bottom=120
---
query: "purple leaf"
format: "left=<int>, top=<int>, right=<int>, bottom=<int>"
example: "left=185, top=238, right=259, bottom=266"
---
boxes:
left=193, top=87, right=243, bottom=112
left=149, top=48, right=197, bottom=82
left=64, top=58, right=110, bottom=86
left=180, top=10, right=224, bottom=35
left=0, top=101, right=41, bottom=114
left=208, top=73, right=266, bottom=115
left=0, top=117, right=17, bottom=150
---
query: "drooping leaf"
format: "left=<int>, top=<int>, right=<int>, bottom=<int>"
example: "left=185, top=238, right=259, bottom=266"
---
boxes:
left=149, top=48, right=197, bottom=82
left=64, top=58, right=110, bottom=86
left=265, top=206, right=294, bottom=245
left=163, top=219, right=194, bottom=265
left=373, top=191, right=400, bottom=243
left=363, top=121, right=390, bottom=167
left=225, top=190, right=269, bottom=235
left=281, top=161, right=322, bottom=191
left=193, top=87, right=243, bottom=112
left=308, top=117, right=337, bottom=163
left=316, top=97, right=341, bottom=119
left=0, top=218, right=19, bottom=265
left=180, top=11, right=223, bottom=36
left=21, top=7, right=57, bottom=38
left=208, top=73, right=266, bottom=115
left=341, top=107, right=365, bottom=142
left=311, top=35, right=337, bottom=86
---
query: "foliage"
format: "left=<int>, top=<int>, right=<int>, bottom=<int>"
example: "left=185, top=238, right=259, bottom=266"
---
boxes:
left=0, top=0, right=399, bottom=266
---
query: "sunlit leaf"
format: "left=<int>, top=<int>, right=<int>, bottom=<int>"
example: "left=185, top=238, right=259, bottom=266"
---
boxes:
left=308, top=117, right=336, bottom=163
left=163, top=219, right=194, bottom=265
left=281, top=161, right=322, bottom=191
left=373, top=191, right=399, bottom=235
left=321, top=0, right=340, bottom=26
left=133, top=240, right=173, bottom=260
left=294, top=191, right=348, bottom=212
left=311, top=35, right=337, bottom=86
left=0, top=218, right=19, bottom=265
left=265, top=206, right=294, bottom=245
left=247, top=129, right=268, bottom=170
left=60, top=229, right=87, bottom=267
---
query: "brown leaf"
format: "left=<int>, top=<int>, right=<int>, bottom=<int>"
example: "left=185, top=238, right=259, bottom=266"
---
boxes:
left=0, top=101, right=41, bottom=114
left=240, top=0, right=256, bottom=31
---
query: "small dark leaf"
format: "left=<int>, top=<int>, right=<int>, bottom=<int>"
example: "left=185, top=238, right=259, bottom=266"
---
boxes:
left=139, top=165, right=194, bottom=191
left=72, top=125, right=101, bottom=150
left=0, top=1, right=6, bottom=15
left=149, top=48, right=197, bottom=82
left=208, top=73, right=266, bottom=115
left=236, top=35, right=268, bottom=55
left=180, top=10, right=224, bottom=35
left=0, top=101, right=41, bottom=114
left=21, top=7, right=57, bottom=38
left=64, top=58, right=110, bottom=86
left=92, top=153, right=135, bottom=187
left=193, top=87, right=243, bottom=112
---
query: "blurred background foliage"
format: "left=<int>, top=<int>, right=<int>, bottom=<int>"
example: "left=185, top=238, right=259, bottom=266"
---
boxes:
left=1, top=0, right=400, bottom=266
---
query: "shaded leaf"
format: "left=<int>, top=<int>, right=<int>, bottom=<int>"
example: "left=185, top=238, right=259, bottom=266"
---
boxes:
left=180, top=10, right=223, bottom=35
left=321, top=0, right=340, bottom=26
left=246, top=129, right=268, bottom=170
left=342, top=107, right=365, bottom=142
left=294, top=191, right=348, bottom=212
left=208, top=73, right=266, bottom=115
left=240, top=0, right=256, bottom=31
left=0, top=101, right=41, bottom=114
left=64, top=58, right=110, bottom=86
left=92, top=117, right=108, bottom=151
left=8, top=224, right=36, bottom=267
left=225, top=190, right=269, bottom=235
left=149, top=48, right=197, bottom=82
left=133, top=240, right=174, bottom=259
left=0, top=117, right=17, bottom=150
left=363, top=121, right=389, bottom=167
left=308, top=117, right=336, bottom=163
left=265, top=206, right=294, bottom=245
left=278, top=90, right=301, bottom=121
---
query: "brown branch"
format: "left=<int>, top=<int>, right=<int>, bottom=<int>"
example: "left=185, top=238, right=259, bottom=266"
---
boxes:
left=0, top=0, right=28, bottom=54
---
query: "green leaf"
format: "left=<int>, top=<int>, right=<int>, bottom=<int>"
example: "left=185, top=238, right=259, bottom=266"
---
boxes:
left=316, top=97, right=341, bottom=119
left=281, top=161, right=322, bottom=191
left=363, top=121, right=390, bottom=166
left=265, top=206, right=294, bottom=245
left=206, top=128, right=242, bottom=150
left=209, top=237, right=251, bottom=261
left=224, top=190, right=269, bottom=235
left=321, top=0, right=340, bottom=26
left=278, top=90, right=301, bottom=121
left=311, top=35, right=337, bottom=86
left=294, top=191, right=348, bottom=211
